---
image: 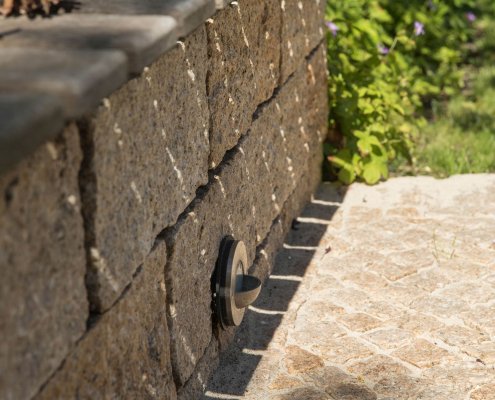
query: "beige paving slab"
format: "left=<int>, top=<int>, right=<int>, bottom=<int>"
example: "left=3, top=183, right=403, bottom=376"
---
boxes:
left=204, top=175, right=495, bottom=400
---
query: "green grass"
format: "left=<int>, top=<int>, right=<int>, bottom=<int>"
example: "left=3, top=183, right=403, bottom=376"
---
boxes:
left=415, top=125, right=495, bottom=177
left=410, top=45, right=495, bottom=177
left=395, top=18, right=495, bottom=178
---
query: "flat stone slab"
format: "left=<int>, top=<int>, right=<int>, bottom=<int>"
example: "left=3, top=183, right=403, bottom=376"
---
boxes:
left=0, top=93, right=64, bottom=174
left=205, top=175, right=495, bottom=399
left=77, top=0, right=216, bottom=37
left=0, top=47, right=127, bottom=118
left=0, top=14, right=177, bottom=74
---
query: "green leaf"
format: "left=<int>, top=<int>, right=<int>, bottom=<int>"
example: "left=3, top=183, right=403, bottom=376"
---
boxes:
left=338, top=166, right=356, bottom=185
left=362, top=162, right=382, bottom=185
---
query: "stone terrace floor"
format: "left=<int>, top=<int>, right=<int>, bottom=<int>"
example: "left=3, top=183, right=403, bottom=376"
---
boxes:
left=204, top=175, right=495, bottom=400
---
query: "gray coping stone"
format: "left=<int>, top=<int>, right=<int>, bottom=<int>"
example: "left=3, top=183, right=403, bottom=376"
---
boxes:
left=164, top=53, right=323, bottom=386
left=0, top=14, right=178, bottom=74
left=206, top=0, right=281, bottom=168
left=0, top=47, right=128, bottom=119
left=0, top=93, right=64, bottom=175
left=37, top=241, right=177, bottom=400
left=0, top=124, right=88, bottom=400
left=82, top=25, right=210, bottom=313
left=77, top=0, right=216, bottom=37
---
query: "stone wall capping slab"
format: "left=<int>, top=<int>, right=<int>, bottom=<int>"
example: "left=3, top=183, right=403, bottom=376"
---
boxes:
left=0, top=47, right=128, bottom=119
left=0, top=14, right=178, bottom=74
left=0, top=93, right=64, bottom=175
left=77, top=0, right=216, bottom=37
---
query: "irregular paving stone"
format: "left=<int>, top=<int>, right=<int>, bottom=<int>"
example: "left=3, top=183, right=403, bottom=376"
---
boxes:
left=363, top=328, right=414, bottom=351
left=285, top=345, right=324, bottom=374
left=273, top=387, right=331, bottom=400
left=37, top=241, right=177, bottom=400
left=206, top=0, right=281, bottom=167
left=0, top=14, right=177, bottom=74
left=338, top=313, right=383, bottom=333
left=470, top=383, right=495, bottom=400
left=0, top=47, right=127, bottom=118
left=392, top=339, right=456, bottom=369
left=0, top=93, right=64, bottom=174
left=82, top=26, right=209, bottom=313
left=269, top=374, right=304, bottom=390
left=0, top=125, right=87, bottom=400
left=431, top=325, right=490, bottom=351
left=422, top=364, right=495, bottom=393
left=373, top=375, right=425, bottom=399
left=310, top=336, right=375, bottom=365
left=78, top=0, right=216, bottom=37
left=347, top=355, right=411, bottom=384
left=306, top=367, right=377, bottom=400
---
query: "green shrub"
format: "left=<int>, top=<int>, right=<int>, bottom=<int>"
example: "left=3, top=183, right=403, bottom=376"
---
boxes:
left=324, top=0, right=482, bottom=184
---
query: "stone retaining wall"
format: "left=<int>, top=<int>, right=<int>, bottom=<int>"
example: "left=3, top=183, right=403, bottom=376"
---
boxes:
left=0, top=1, right=327, bottom=399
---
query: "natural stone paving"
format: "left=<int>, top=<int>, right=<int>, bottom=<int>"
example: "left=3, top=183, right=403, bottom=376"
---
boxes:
left=204, top=175, right=495, bottom=400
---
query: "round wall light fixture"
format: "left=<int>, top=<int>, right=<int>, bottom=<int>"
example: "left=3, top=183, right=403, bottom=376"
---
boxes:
left=213, top=236, right=262, bottom=328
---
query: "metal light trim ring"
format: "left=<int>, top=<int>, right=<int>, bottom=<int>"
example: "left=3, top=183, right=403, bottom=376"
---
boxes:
left=214, top=236, right=262, bottom=328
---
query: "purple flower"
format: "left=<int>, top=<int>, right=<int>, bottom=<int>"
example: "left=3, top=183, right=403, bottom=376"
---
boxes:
left=325, top=21, right=340, bottom=37
left=414, top=21, right=425, bottom=36
left=466, top=12, right=477, bottom=22
left=378, top=44, right=390, bottom=55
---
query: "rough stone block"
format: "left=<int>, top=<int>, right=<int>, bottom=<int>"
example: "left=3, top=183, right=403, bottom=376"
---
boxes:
left=280, top=0, right=325, bottom=83
left=165, top=55, right=322, bottom=385
left=0, top=93, right=64, bottom=174
left=37, top=241, right=176, bottom=400
left=177, top=339, right=219, bottom=400
left=78, top=0, right=216, bottom=37
left=250, top=165, right=317, bottom=283
left=0, top=48, right=127, bottom=118
left=0, top=124, right=87, bottom=400
left=213, top=153, right=320, bottom=355
left=206, top=0, right=281, bottom=167
left=164, top=147, right=257, bottom=386
left=82, top=26, right=209, bottom=313
left=304, top=43, right=329, bottom=153
left=0, top=15, right=177, bottom=74
left=246, top=60, right=319, bottom=242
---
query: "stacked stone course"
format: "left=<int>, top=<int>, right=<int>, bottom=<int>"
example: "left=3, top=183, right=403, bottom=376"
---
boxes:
left=0, top=1, right=327, bottom=398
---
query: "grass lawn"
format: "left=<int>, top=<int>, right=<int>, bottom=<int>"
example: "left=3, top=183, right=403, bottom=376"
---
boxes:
left=410, top=20, right=495, bottom=178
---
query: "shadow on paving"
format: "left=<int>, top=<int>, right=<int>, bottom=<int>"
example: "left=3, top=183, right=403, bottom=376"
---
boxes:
left=203, top=183, right=345, bottom=399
